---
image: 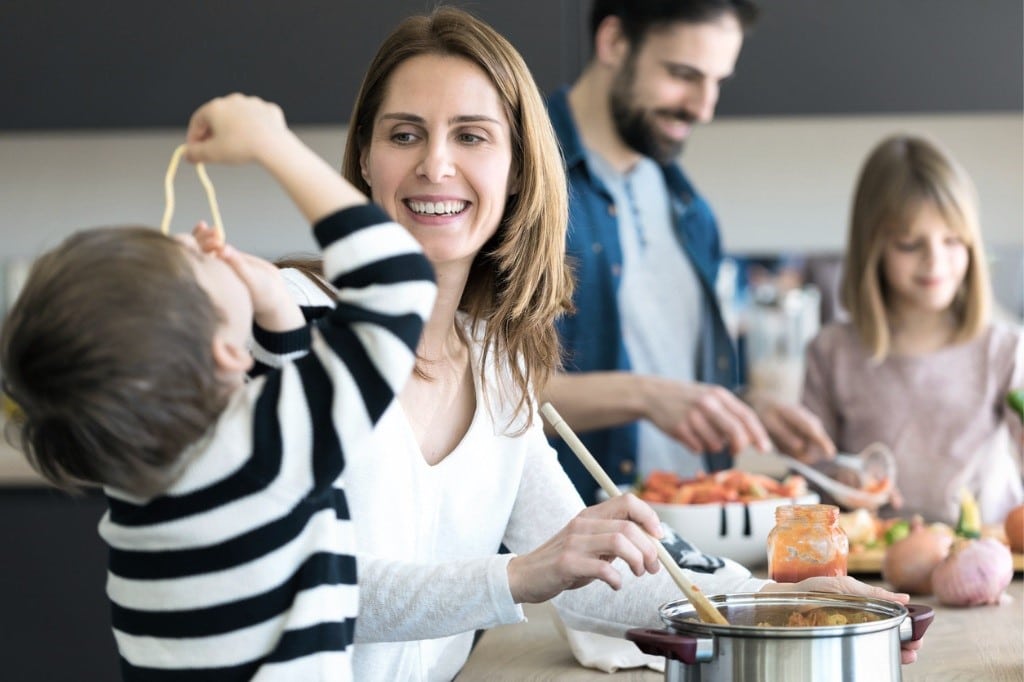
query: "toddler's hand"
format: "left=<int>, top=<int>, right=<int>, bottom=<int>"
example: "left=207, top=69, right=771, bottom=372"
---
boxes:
left=191, top=219, right=225, bottom=254
left=184, top=93, right=288, bottom=166
left=192, top=222, right=304, bottom=333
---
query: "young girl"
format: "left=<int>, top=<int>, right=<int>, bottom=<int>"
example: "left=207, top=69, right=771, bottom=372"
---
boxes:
left=802, top=134, right=1023, bottom=525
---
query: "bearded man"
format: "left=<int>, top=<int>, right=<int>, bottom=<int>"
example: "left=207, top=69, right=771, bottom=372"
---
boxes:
left=543, top=0, right=834, bottom=502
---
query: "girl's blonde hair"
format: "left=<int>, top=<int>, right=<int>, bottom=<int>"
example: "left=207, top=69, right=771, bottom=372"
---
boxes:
left=341, top=6, right=574, bottom=425
left=840, top=134, right=991, bottom=359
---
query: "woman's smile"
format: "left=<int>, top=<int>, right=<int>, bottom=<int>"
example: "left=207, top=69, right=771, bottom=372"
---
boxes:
left=403, top=196, right=471, bottom=220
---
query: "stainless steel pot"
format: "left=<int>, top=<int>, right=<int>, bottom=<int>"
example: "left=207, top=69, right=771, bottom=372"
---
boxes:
left=627, top=592, right=933, bottom=682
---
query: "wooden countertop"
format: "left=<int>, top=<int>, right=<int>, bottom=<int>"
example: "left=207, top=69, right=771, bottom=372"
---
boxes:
left=458, top=579, right=1024, bottom=681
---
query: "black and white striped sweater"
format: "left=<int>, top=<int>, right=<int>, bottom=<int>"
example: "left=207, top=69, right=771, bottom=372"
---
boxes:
left=99, top=204, right=435, bottom=681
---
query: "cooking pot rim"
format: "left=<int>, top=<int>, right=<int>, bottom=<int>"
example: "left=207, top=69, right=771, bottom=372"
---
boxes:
left=660, top=591, right=909, bottom=638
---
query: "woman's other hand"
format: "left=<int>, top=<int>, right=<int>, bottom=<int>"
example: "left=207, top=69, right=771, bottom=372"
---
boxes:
left=760, top=576, right=923, bottom=663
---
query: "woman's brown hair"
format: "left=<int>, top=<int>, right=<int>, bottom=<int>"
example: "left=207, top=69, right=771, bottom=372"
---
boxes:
left=840, top=134, right=991, bottom=360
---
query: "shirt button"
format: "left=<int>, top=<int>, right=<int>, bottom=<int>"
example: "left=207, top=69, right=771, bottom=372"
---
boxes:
left=619, top=460, right=634, bottom=475
left=592, top=242, right=603, bottom=254
left=717, top=354, right=729, bottom=370
left=611, top=264, right=622, bottom=277
left=607, top=203, right=617, bottom=216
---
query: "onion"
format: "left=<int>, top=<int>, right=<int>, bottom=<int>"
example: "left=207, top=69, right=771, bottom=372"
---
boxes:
left=932, top=538, right=1014, bottom=606
left=881, top=517, right=953, bottom=594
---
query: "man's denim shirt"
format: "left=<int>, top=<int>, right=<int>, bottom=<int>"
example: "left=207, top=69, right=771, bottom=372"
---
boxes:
left=547, top=87, right=739, bottom=502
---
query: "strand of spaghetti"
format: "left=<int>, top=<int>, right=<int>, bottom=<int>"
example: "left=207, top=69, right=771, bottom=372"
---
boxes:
left=160, top=143, right=225, bottom=240
left=195, top=163, right=225, bottom=240
left=159, top=145, right=185, bottom=235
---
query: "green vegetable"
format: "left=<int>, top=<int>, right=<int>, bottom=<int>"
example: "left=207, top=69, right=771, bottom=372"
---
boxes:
left=1007, top=389, right=1024, bottom=420
left=885, top=519, right=911, bottom=545
left=955, top=489, right=982, bottom=539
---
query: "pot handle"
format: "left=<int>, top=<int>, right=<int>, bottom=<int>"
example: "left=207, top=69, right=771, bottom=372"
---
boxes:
left=900, top=604, right=935, bottom=642
left=626, top=628, right=704, bottom=664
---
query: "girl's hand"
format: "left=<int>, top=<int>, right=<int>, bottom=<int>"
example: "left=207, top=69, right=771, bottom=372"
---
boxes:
left=192, top=221, right=304, bottom=333
left=507, top=494, right=663, bottom=604
left=760, top=576, right=923, bottom=663
left=747, top=394, right=836, bottom=462
left=184, top=93, right=288, bottom=166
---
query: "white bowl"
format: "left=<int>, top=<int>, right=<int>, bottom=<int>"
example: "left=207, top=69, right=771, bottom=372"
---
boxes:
left=651, top=493, right=819, bottom=568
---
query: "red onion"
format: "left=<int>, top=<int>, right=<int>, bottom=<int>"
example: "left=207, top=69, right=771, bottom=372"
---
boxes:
left=931, top=538, right=1013, bottom=606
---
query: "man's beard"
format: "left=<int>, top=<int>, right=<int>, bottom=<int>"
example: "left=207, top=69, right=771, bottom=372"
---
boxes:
left=609, top=59, right=695, bottom=165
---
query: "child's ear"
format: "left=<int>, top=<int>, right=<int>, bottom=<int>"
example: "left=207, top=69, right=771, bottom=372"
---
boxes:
left=210, top=334, right=253, bottom=375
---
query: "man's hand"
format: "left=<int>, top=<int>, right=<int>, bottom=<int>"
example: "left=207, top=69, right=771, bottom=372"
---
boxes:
left=642, top=377, right=772, bottom=455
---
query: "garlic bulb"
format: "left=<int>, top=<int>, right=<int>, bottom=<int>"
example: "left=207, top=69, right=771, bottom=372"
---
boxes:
left=931, top=538, right=1013, bottom=606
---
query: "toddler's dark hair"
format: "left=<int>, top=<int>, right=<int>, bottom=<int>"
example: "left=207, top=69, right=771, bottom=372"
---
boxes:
left=1, top=227, right=228, bottom=496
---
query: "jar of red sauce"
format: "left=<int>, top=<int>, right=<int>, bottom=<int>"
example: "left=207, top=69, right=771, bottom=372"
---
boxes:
left=767, top=504, right=848, bottom=583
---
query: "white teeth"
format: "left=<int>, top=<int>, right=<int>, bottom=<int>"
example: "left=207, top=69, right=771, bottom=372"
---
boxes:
left=407, top=200, right=466, bottom=215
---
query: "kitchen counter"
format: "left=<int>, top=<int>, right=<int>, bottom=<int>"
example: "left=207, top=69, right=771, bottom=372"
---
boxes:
left=458, top=579, right=1023, bottom=681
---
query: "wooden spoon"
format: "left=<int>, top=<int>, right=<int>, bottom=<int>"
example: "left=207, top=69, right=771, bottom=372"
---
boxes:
left=540, top=402, right=729, bottom=625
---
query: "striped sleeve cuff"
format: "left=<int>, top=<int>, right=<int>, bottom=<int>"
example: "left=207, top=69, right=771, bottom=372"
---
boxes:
left=250, top=324, right=312, bottom=370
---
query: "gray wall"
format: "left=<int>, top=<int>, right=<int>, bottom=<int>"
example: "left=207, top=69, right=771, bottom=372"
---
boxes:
left=2, top=0, right=587, bottom=129
left=3, top=0, right=1021, bottom=130
left=718, top=0, right=1023, bottom=116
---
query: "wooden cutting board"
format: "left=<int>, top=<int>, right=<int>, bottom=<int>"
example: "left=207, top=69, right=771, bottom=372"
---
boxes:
left=847, top=546, right=1024, bottom=574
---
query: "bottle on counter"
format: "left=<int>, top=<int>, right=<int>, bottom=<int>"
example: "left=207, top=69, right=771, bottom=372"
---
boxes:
left=767, top=503, right=849, bottom=582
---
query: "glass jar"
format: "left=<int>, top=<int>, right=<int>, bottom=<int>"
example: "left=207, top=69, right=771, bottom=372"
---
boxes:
left=767, top=503, right=848, bottom=583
